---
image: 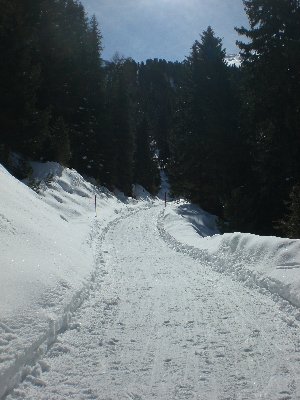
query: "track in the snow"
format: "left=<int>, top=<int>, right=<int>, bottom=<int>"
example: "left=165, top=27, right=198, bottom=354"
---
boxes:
left=7, top=206, right=300, bottom=399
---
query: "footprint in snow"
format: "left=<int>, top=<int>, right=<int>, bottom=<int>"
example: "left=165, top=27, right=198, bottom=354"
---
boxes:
left=250, top=329, right=260, bottom=337
left=244, top=347, right=253, bottom=353
left=107, top=338, right=119, bottom=345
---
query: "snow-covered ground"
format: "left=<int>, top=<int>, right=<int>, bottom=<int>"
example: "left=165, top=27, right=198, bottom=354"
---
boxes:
left=1, top=162, right=300, bottom=399
left=0, top=162, right=149, bottom=398
left=163, top=203, right=300, bottom=311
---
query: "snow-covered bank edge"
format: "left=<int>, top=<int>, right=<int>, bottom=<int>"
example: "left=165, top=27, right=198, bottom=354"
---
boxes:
left=158, top=206, right=300, bottom=317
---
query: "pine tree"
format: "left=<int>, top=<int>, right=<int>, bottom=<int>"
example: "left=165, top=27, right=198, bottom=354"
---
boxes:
left=0, top=0, right=108, bottom=182
left=0, top=0, right=50, bottom=163
left=46, top=117, right=71, bottom=166
left=137, top=59, right=180, bottom=167
left=75, top=14, right=104, bottom=178
left=236, top=0, right=300, bottom=234
left=134, top=117, right=160, bottom=193
left=170, top=27, right=238, bottom=215
left=103, top=57, right=136, bottom=194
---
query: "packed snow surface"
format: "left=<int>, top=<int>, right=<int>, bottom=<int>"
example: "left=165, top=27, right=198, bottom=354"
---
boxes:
left=1, top=163, right=300, bottom=399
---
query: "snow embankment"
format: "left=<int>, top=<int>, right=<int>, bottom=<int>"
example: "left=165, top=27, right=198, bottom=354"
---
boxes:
left=161, top=203, right=300, bottom=310
left=0, top=161, right=141, bottom=399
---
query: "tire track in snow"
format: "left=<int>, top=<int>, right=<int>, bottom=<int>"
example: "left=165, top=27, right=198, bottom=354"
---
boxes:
left=6, top=206, right=300, bottom=399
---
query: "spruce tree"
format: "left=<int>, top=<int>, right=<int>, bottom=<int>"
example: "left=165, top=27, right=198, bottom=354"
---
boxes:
left=170, top=27, right=238, bottom=215
left=0, top=0, right=50, bottom=163
left=103, top=57, right=136, bottom=194
left=236, top=0, right=300, bottom=234
left=134, top=117, right=160, bottom=194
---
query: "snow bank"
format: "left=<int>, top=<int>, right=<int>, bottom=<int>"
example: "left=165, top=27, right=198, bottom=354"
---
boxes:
left=0, top=161, right=142, bottom=398
left=163, top=201, right=218, bottom=243
left=161, top=203, right=300, bottom=310
left=132, top=184, right=153, bottom=201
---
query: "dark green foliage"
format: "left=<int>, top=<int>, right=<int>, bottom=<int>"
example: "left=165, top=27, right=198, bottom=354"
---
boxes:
left=0, top=0, right=106, bottom=177
left=0, top=0, right=50, bottom=161
left=234, top=0, right=300, bottom=235
left=134, top=117, right=160, bottom=193
left=169, top=27, right=241, bottom=215
left=279, top=185, right=300, bottom=238
left=47, top=117, right=71, bottom=166
left=138, top=59, right=182, bottom=167
left=101, top=57, right=136, bottom=194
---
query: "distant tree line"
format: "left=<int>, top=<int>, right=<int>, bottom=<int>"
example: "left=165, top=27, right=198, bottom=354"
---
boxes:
left=1, top=0, right=300, bottom=238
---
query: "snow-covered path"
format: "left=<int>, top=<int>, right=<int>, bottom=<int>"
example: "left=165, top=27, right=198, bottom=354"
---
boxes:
left=8, top=206, right=300, bottom=399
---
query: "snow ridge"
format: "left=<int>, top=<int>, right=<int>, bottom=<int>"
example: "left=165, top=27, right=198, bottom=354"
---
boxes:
left=158, top=207, right=300, bottom=324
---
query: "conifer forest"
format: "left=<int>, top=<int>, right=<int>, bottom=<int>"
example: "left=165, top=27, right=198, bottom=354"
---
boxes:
left=1, top=0, right=300, bottom=238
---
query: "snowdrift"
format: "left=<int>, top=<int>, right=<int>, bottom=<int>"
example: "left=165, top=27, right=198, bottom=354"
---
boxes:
left=0, top=161, right=140, bottom=398
left=162, top=203, right=300, bottom=311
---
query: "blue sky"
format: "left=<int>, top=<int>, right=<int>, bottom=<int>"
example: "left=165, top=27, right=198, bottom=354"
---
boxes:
left=81, top=0, right=249, bottom=62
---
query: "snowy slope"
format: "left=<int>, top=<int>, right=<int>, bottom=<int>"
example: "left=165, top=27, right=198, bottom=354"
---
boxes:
left=0, top=162, right=146, bottom=398
left=162, top=203, right=300, bottom=311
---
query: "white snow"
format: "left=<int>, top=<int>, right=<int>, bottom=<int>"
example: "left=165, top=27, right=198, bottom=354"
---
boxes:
left=0, top=161, right=143, bottom=398
left=163, top=202, right=300, bottom=310
left=1, top=163, right=300, bottom=399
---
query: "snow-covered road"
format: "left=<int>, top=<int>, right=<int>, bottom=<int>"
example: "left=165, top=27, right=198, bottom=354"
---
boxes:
left=7, top=206, right=300, bottom=399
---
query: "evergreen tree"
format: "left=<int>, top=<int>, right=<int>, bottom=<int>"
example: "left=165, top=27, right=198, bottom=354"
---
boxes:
left=170, top=27, right=239, bottom=215
left=236, top=0, right=300, bottom=234
left=0, top=0, right=50, bottom=163
left=138, top=59, right=180, bottom=167
left=103, top=57, right=136, bottom=194
left=73, top=13, right=104, bottom=178
left=45, top=116, right=71, bottom=166
left=134, top=117, right=160, bottom=193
